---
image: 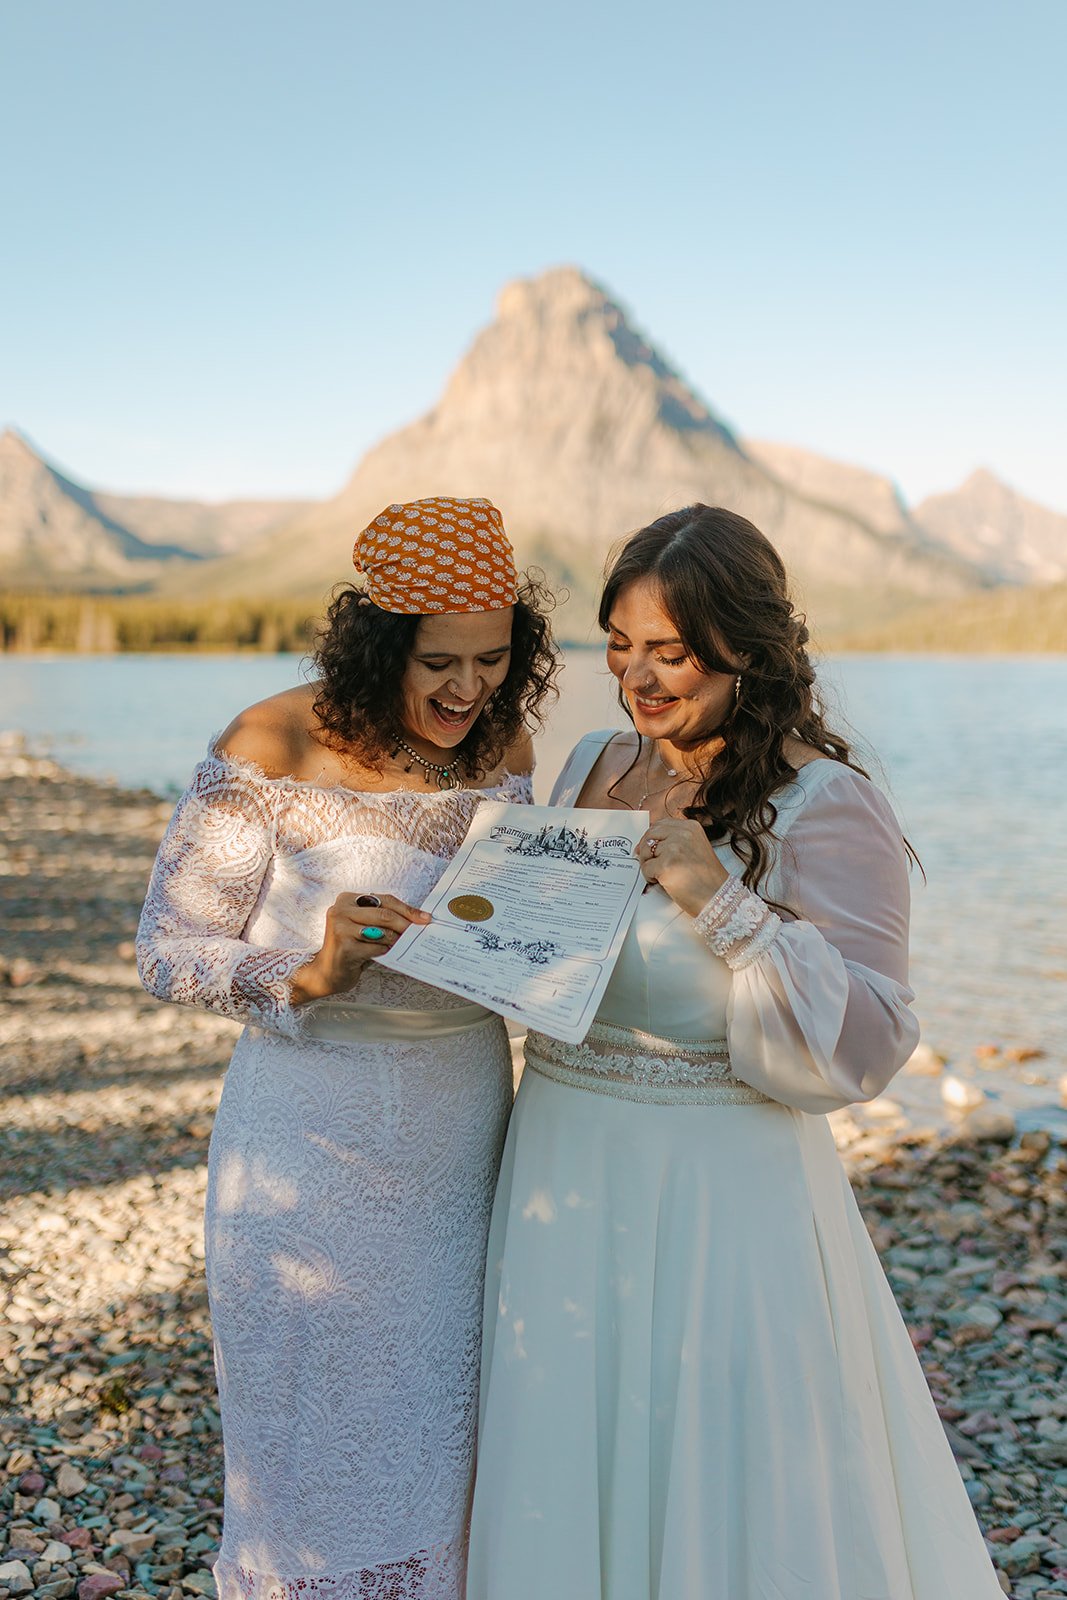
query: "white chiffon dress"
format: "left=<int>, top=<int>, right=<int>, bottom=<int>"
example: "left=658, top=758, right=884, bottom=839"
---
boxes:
left=137, top=743, right=532, bottom=1600
left=468, top=731, right=1002, bottom=1600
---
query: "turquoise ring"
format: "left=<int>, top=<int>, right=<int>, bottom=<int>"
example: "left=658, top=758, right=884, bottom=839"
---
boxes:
left=361, top=926, right=385, bottom=942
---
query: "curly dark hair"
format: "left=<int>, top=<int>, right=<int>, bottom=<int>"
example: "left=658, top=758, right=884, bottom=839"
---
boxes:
left=311, top=575, right=560, bottom=780
left=599, top=504, right=885, bottom=890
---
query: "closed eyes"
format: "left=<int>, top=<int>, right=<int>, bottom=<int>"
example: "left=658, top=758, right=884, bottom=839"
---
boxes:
left=418, top=648, right=511, bottom=665
left=607, top=641, right=687, bottom=667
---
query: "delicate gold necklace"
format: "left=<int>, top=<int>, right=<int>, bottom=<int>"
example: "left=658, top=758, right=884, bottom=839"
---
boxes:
left=637, top=741, right=682, bottom=808
left=391, top=734, right=462, bottom=791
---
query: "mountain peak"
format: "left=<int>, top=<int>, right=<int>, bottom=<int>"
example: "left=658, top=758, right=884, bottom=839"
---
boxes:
left=495, top=265, right=609, bottom=322
left=961, top=467, right=1009, bottom=494
left=916, top=469, right=1067, bottom=583
left=440, top=266, right=737, bottom=448
left=499, top=260, right=604, bottom=310
left=0, top=426, right=43, bottom=466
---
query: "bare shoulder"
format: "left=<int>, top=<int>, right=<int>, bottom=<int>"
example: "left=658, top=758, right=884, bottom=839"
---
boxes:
left=216, top=685, right=318, bottom=779
left=784, top=736, right=833, bottom=770
left=506, top=727, right=535, bottom=776
left=480, top=726, right=535, bottom=788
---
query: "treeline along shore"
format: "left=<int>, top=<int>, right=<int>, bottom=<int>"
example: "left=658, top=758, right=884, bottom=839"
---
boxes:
left=2, top=580, right=1066, bottom=654
left=0, top=593, right=321, bottom=654
left=1, top=739, right=1067, bottom=1595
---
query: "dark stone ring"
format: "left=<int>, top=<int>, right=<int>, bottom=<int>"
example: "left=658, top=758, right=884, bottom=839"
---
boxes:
left=356, top=894, right=382, bottom=908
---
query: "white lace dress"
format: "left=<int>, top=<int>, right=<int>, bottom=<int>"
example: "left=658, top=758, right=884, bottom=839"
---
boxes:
left=136, top=744, right=531, bottom=1600
left=468, top=732, right=1002, bottom=1599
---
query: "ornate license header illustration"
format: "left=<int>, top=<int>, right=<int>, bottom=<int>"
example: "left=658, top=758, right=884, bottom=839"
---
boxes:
left=490, top=820, right=633, bottom=870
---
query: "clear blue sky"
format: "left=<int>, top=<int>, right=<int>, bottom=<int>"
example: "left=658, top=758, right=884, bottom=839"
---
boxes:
left=3, top=0, right=1065, bottom=511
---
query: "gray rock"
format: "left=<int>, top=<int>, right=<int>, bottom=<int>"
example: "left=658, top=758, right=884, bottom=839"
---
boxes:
left=948, top=1301, right=1004, bottom=1339
left=998, top=1536, right=1044, bottom=1575
left=0, top=1561, right=35, bottom=1596
left=180, top=1571, right=218, bottom=1596
left=55, top=1464, right=88, bottom=1497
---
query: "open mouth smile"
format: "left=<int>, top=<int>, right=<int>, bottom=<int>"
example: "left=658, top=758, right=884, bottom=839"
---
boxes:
left=632, top=692, right=679, bottom=716
left=429, top=697, right=478, bottom=730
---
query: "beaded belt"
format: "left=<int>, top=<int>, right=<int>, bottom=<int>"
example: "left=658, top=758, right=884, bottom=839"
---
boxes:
left=524, top=1020, right=773, bottom=1106
left=306, top=1000, right=495, bottom=1043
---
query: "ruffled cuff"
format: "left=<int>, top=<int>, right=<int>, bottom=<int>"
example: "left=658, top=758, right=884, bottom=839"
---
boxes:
left=231, top=947, right=316, bottom=1038
left=695, top=876, right=782, bottom=971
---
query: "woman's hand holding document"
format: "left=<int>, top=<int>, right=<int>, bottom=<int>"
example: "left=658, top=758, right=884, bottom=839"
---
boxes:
left=378, top=803, right=648, bottom=1043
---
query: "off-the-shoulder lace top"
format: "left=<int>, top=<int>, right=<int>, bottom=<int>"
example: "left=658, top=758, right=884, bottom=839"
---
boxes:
left=136, top=741, right=534, bottom=1039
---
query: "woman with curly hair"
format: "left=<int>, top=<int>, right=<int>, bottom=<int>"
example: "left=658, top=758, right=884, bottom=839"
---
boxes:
left=137, top=498, right=558, bottom=1600
left=469, top=505, right=1002, bottom=1597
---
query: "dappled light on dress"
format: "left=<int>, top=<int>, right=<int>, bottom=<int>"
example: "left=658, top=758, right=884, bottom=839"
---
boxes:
left=136, top=743, right=531, bottom=1599
left=520, top=1189, right=557, bottom=1224
left=468, top=735, right=1003, bottom=1598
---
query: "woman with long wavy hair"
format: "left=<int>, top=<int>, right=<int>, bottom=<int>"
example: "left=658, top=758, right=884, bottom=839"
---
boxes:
left=468, top=505, right=1002, bottom=1597
left=137, top=498, right=557, bottom=1600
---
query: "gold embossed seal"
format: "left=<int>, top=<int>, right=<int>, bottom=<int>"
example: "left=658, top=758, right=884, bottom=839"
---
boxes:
left=447, top=894, right=494, bottom=922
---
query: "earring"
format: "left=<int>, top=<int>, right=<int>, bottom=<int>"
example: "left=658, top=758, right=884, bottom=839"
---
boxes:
left=734, top=674, right=742, bottom=703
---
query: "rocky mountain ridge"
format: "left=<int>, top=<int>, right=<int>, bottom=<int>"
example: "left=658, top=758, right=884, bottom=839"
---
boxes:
left=915, top=469, right=1067, bottom=585
left=164, top=269, right=986, bottom=632
left=3, top=267, right=1063, bottom=627
left=0, top=428, right=307, bottom=591
left=747, top=442, right=1066, bottom=587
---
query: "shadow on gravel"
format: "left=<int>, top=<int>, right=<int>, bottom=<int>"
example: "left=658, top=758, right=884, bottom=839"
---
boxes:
left=0, top=1053, right=228, bottom=1102
left=3, top=1287, right=217, bottom=1434
left=0, top=1109, right=217, bottom=1202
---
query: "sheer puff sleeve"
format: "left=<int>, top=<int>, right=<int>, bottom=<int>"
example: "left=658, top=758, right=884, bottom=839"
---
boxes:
left=696, top=763, right=920, bottom=1114
left=136, top=753, right=311, bottom=1038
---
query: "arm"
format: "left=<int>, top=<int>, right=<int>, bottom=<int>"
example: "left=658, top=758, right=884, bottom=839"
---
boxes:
left=136, top=754, right=313, bottom=1037
left=695, top=766, right=920, bottom=1113
left=508, top=726, right=536, bottom=780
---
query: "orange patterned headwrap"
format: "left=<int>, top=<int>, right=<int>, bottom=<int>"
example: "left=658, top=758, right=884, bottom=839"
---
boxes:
left=352, top=497, right=520, bottom=614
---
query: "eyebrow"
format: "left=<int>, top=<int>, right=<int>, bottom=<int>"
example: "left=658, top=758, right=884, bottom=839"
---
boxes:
left=415, top=644, right=511, bottom=659
left=606, top=621, right=684, bottom=648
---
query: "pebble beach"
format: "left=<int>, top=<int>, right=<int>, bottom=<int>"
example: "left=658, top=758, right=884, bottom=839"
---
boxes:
left=1, top=741, right=1066, bottom=1599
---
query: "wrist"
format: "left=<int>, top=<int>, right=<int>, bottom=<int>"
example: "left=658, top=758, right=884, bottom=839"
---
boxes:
left=674, top=861, right=729, bottom=918
left=290, top=957, right=333, bottom=1008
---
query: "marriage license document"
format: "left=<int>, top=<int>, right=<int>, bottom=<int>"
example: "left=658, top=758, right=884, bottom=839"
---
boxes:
left=377, top=801, right=648, bottom=1044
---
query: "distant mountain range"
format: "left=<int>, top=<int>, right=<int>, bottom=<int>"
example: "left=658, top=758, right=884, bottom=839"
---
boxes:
left=3, top=266, right=1065, bottom=636
left=0, top=428, right=307, bottom=591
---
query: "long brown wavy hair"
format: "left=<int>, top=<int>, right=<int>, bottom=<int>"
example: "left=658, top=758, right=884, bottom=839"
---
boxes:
left=599, top=504, right=877, bottom=889
left=311, top=574, right=560, bottom=781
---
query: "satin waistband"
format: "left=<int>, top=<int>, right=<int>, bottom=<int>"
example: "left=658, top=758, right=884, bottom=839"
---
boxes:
left=305, top=1000, right=496, bottom=1043
left=524, top=1021, right=772, bottom=1106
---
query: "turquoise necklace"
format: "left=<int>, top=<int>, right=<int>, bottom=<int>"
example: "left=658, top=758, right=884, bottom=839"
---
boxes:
left=392, top=734, right=462, bottom=791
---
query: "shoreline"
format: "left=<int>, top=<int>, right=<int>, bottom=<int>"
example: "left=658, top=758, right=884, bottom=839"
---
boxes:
left=1, top=751, right=1066, bottom=1597
left=3, top=716, right=1065, bottom=1141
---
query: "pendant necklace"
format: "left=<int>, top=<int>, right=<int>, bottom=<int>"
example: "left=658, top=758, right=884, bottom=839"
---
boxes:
left=638, top=740, right=681, bottom=808
left=391, top=734, right=461, bottom=791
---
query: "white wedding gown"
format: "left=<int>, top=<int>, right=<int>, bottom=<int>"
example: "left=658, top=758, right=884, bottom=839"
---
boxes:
left=468, top=732, right=1002, bottom=1599
left=137, top=742, right=532, bottom=1600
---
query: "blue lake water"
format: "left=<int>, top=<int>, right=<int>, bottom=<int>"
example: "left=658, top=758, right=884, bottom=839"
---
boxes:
left=1, top=650, right=1065, bottom=1124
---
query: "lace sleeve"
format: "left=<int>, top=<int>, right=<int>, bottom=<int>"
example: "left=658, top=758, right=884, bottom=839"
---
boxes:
left=695, top=875, right=783, bottom=969
left=136, top=755, right=311, bottom=1038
